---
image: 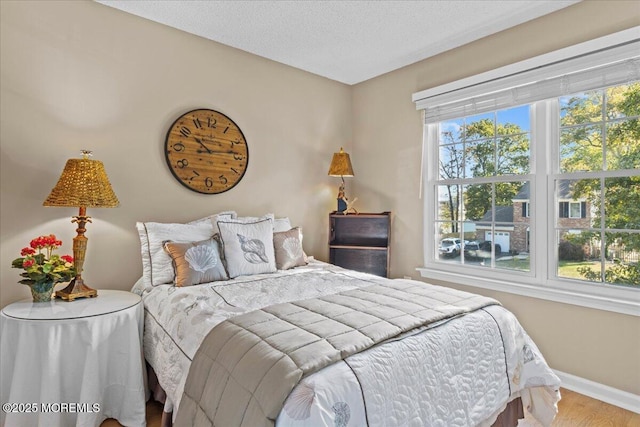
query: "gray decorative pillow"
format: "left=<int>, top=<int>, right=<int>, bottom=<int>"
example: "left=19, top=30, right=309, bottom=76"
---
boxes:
left=217, top=218, right=277, bottom=278
left=163, top=236, right=229, bottom=287
left=273, top=227, right=307, bottom=270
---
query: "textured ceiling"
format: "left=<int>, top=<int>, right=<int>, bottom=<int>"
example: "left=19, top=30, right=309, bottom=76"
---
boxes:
left=96, top=0, right=580, bottom=85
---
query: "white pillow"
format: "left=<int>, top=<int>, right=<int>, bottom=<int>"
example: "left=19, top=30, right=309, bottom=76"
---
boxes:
left=188, top=210, right=237, bottom=227
left=130, top=277, right=146, bottom=295
left=216, top=218, right=277, bottom=278
left=273, top=217, right=292, bottom=232
left=234, top=213, right=275, bottom=223
left=232, top=214, right=291, bottom=232
left=137, top=212, right=234, bottom=287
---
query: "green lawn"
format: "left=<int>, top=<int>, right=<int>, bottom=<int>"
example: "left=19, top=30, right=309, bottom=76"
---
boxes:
left=557, top=260, right=601, bottom=279
left=494, top=257, right=603, bottom=278
left=471, top=256, right=637, bottom=285
left=496, top=256, right=530, bottom=271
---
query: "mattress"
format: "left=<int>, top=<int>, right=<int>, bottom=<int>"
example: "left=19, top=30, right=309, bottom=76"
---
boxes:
left=134, top=259, right=560, bottom=426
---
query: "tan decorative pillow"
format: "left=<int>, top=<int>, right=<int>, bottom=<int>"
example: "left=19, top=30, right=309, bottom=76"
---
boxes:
left=163, top=236, right=228, bottom=287
left=273, top=227, right=307, bottom=270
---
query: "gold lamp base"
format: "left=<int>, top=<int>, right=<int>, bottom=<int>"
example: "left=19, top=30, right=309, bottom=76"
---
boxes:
left=55, top=277, right=98, bottom=301
left=54, top=206, right=99, bottom=302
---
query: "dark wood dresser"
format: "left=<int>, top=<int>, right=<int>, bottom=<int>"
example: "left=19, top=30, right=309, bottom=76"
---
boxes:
left=329, top=212, right=391, bottom=277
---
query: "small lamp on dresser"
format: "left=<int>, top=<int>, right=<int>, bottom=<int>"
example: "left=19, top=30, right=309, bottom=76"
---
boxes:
left=328, top=147, right=355, bottom=213
left=43, top=150, right=119, bottom=301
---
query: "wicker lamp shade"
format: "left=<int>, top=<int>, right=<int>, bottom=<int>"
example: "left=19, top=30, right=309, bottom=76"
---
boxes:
left=43, top=151, right=118, bottom=301
left=327, top=147, right=354, bottom=177
left=44, top=157, right=119, bottom=208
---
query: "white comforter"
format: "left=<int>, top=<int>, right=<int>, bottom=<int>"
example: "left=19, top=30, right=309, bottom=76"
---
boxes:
left=134, top=260, right=560, bottom=426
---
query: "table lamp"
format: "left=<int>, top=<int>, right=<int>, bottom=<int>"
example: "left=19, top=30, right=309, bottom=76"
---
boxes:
left=328, top=147, right=354, bottom=213
left=43, top=150, right=119, bottom=301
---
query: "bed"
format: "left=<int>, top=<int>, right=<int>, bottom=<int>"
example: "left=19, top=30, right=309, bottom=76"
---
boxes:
left=133, top=212, right=561, bottom=427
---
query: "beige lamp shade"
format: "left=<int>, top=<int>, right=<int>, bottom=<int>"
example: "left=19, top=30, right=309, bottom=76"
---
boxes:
left=43, top=154, right=119, bottom=208
left=328, top=147, right=354, bottom=177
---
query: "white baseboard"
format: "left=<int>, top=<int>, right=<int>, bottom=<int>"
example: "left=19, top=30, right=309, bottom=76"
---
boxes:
left=554, top=369, right=640, bottom=414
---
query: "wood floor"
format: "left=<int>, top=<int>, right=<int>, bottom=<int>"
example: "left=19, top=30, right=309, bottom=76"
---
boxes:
left=101, top=388, right=639, bottom=426
left=551, top=389, right=639, bottom=427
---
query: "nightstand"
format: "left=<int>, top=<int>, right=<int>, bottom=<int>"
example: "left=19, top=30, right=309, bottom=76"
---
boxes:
left=329, top=212, right=391, bottom=277
left=0, top=290, right=146, bottom=427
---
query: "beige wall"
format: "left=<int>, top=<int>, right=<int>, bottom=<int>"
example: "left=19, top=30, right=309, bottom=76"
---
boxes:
left=0, top=0, right=351, bottom=307
left=1, top=0, right=638, bottom=396
left=352, top=1, right=640, bottom=394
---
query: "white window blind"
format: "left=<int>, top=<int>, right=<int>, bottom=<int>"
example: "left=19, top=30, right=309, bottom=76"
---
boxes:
left=414, top=37, right=639, bottom=123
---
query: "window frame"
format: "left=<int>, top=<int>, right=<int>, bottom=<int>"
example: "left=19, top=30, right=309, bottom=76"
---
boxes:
left=415, top=29, right=640, bottom=317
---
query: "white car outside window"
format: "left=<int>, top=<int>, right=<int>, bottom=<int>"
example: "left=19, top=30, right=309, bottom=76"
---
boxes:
left=439, top=238, right=461, bottom=257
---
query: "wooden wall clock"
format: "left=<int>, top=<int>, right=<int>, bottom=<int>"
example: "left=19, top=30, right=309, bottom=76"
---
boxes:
left=165, top=109, right=249, bottom=194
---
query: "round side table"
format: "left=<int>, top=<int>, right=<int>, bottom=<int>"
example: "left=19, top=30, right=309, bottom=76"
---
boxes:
left=0, top=290, right=147, bottom=427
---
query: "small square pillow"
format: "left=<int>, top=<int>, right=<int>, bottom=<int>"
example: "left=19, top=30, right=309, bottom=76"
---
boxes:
left=217, top=218, right=277, bottom=278
left=273, top=227, right=307, bottom=270
left=164, top=236, right=228, bottom=286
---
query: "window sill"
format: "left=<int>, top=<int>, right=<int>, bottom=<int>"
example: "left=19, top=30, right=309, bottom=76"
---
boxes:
left=417, top=266, right=640, bottom=317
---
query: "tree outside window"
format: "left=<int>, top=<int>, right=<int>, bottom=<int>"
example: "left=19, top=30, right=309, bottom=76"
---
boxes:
left=558, top=83, right=639, bottom=286
left=436, top=83, right=639, bottom=286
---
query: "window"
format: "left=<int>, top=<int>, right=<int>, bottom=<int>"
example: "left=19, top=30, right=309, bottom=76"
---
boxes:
left=414, top=29, right=640, bottom=315
left=555, top=84, right=640, bottom=285
left=436, top=105, right=530, bottom=271
left=569, top=202, right=581, bottom=219
left=558, top=201, right=586, bottom=219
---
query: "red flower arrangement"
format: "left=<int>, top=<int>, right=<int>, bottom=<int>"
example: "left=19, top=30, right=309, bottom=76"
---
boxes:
left=11, top=234, right=76, bottom=286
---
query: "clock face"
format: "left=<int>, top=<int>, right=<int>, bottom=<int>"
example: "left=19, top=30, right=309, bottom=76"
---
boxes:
left=165, top=109, right=248, bottom=194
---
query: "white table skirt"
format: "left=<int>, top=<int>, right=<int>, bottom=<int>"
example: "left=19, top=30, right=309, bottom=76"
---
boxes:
left=0, top=290, right=147, bottom=427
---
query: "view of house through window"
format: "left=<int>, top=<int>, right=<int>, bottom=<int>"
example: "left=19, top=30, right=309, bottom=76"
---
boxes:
left=436, top=103, right=532, bottom=273
left=555, top=84, right=640, bottom=286
left=434, top=83, right=639, bottom=287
